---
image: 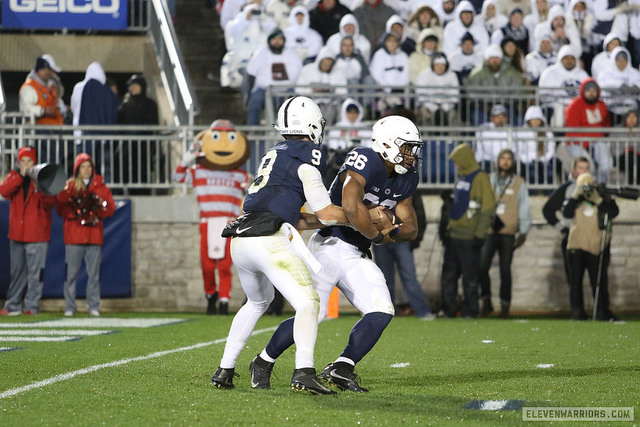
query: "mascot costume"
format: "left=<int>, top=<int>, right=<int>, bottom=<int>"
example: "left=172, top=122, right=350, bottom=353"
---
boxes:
left=173, top=120, right=250, bottom=315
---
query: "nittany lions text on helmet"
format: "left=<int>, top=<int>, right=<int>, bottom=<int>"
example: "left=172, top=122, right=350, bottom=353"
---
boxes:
left=274, top=96, right=326, bottom=145
left=370, top=115, right=423, bottom=175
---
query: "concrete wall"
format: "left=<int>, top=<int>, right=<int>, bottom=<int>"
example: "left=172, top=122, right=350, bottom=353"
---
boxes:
left=39, top=194, right=640, bottom=314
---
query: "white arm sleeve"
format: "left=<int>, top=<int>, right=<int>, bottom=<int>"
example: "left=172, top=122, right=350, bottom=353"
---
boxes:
left=298, top=163, right=332, bottom=213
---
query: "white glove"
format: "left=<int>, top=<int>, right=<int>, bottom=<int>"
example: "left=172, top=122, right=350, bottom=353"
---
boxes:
left=180, top=141, right=202, bottom=167
left=180, top=149, right=196, bottom=167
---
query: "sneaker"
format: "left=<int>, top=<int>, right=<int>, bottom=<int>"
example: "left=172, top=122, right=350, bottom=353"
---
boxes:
left=291, top=368, right=336, bottom=395
left=249, top=355, right=274, bottom=389
left=206, top=293, right=218, bottom=315
left=23, top=310, right=36, bottom=315
left=89, top=310, right=100, bottom=317
left=64, top=311, right=74, bottom=317
left=419, top=312, right=436, bottom=321
left=211, top=367, right=238, bottom=389
left=322, top=362, right=369, bottom=392
left=219, top=301, right=229, bottom=316
left=0, top=309, right=21, bottom=316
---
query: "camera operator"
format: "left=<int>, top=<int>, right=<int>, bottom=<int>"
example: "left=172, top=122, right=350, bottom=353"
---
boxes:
left=562, top=172, right=619, bottom=321
left=542, top=156, right=590, bottom=288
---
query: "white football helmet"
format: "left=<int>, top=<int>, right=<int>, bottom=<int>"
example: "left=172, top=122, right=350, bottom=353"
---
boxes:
left=274, top=96, right=326, bottom=145
left=370, top=115, right=423, bottom=175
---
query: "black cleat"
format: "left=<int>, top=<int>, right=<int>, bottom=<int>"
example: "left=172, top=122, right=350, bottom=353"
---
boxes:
left=211, top=367, right=238, bottom=389
left=322, top=362, right=369, bottom=392
left=206, top=292, right=218, bottom=315
left=291, top=368, right=337, bottom=395
left=219, top=301, right=229, bottom=315
left=249, top=355, right=274, bottom=389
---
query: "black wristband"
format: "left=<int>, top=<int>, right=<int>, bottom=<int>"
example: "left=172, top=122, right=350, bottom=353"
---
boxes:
left=372, top=232, right=384, bottom=244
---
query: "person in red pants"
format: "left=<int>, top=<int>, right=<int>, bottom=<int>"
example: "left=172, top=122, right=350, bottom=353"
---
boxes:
left=173, top=120, right=250, bottom=314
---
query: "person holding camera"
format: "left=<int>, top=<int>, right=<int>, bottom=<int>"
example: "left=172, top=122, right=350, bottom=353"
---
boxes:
left=440, top=143, right=495, bottom=318
left=56, top=153, right=115, bottom=317
left=478, top=149, right=531, bottom=318
left=542, top=156, right=590, bottom=289
left=0, top=147, right=57, bottom=316
left=562, top=172, right=619, bottom=321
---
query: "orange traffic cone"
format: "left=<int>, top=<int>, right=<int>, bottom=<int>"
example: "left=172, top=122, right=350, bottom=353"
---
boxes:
left=327, top=287, right=340, bottom=318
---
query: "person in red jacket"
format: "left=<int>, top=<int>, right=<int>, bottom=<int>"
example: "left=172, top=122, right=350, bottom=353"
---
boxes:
left=0, top=146, right=57, bottom=315
left=56, top=153, right=115, bottom=317
left=564, top=78, right=612, bottom=183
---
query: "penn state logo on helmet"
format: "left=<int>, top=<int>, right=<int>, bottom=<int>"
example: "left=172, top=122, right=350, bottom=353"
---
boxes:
left=273, top=96, right=326, bottom=145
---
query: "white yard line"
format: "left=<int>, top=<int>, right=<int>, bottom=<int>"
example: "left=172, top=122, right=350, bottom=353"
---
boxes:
left=0, top=326, right=277, bottom=400
left=0, top=337, right=79, bottom=342
left=0, top=330, right=113, bottom=336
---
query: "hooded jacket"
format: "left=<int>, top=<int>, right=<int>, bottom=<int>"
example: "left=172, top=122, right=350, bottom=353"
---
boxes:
left=117, top=75, right=159, bottom=126
left=334, top=36, right=373, bottom=84
left=70, top=62, right=118, bottom=129
left=56, top=153, right=115, bottom=245
left=480, top=0, right=508, bottom=34
left=326, top=98, right=372, bottom=149
left=369, top=33, right=411, bottom=87
left=596, top=46, right=640, bottom=115
left=442, top=1, right=489, bottom=55
left=514, top=105, right=555, bottom=163
left=296, top=47, right=348, bottom=101
left=415, top=53, right=460, bottom=111
left=525, top=26, right=556, bottom=83
left=408, top=27, right=440, bottom=83
left=534, top=4, right=581, bottom=55
left=590, top=33, right=621, bottom=81
left=0, top=169, right=56, bottom=242
left=538, top=45, right=589, bottom=108
left=283, top=6, right=324, bottom=61
left=325, top=14, right=372, bottom=62
left=564, top=77, right=610, bottom=147
left=447, top=144, right=495, bottom=240
left=373, top=14, right=417, bottom=55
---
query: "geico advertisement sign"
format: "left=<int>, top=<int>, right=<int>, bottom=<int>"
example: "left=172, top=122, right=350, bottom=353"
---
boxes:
left=2, top=0, right=127, bottom=30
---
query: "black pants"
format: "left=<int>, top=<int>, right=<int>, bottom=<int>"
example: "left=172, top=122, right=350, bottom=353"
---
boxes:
left=567, top=248, right=612, bottom=320
left=441, top=238, right=480, bottom=318
left=479, top=233, right=515, bottom=304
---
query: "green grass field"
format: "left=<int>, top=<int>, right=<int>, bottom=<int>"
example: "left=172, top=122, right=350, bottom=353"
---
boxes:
left=0, top=313, right=638, bottom=426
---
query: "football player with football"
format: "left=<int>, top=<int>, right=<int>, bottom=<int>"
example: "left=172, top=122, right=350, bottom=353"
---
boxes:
left=249, top=115, right=424, bottom=392
left=211, top=96, right=348, bottom=395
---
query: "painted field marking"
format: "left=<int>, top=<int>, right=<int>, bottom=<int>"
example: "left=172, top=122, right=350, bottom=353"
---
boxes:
left=466, top=400, right=525, bottom=411
left=0, top=337, right=79, bottom=342
left=390, top=362, right=411, bottom=368
left=0, top=330, right=113, bottom=336
left=0, top=347, right=20, bottom=353
left=0, top=318, right=185, bottom=328
left=0, top=326, right=277, bottom=400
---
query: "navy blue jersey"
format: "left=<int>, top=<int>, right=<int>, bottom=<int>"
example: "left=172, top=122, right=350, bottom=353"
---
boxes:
left=243, top=139, right=326, bottom=225
left=319, top=146, right=418, bottom=250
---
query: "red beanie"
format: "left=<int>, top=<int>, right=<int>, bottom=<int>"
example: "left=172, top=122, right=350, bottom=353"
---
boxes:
left=18, top=146, right=37, bottom=164
left=73, top=153, right=93, bottom=176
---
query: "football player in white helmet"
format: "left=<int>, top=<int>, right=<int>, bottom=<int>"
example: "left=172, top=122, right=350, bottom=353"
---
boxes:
left=250, top=115, right=425, bottom=393
left=212, top=96, right=347, bottom=394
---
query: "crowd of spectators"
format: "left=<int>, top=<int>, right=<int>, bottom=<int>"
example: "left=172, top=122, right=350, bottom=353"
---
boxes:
left=218, top=0, right=640, bottom=134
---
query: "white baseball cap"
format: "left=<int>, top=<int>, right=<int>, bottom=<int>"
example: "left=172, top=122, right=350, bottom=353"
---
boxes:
left=41, top=54, right=61, bottom=73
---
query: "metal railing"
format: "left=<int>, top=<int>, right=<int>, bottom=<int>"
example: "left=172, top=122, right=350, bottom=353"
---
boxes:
left=147, top=0, right=197, bottom=126
left=264, top=85, right=639, bottom=127
left=2, top=121, right=640, bottom=193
